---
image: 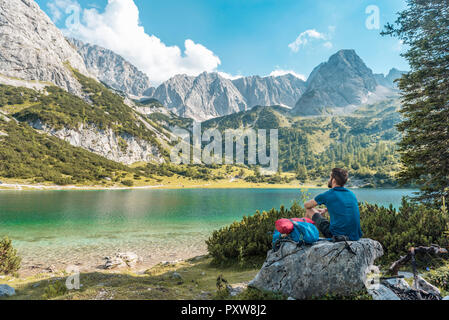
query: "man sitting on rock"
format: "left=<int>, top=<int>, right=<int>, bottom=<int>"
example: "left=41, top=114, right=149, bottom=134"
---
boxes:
left=304, top=168, right=363, bottom=241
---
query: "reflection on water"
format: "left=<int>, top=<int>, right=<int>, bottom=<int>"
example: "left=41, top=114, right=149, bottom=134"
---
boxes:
left=0, top=188, right=416, bottom=271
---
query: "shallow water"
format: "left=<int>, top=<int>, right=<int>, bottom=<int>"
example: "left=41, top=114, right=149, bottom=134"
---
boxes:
left=0, top=188, right=416, bottom=272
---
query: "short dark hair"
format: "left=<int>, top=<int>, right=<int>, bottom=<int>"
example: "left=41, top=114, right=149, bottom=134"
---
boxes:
left=331, top=168, right=349, bottom=186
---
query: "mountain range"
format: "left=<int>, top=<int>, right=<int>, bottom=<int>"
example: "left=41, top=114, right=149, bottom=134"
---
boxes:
left=144, top=72, right=307, bottom=121
left=144, top=53, right=403, bottom=120
left=0, top=0, right=406, bottom=186
left=66, top=37, right=405, bottom=121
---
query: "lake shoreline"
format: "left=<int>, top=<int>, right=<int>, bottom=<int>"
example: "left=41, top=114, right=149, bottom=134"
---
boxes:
left=1, top=188, right=416, bottom=279
left=0, top=183, right=323, bottom=191
left=16, top=246, right=210, bottom=278
left=0, top=181, right=402, bottom=191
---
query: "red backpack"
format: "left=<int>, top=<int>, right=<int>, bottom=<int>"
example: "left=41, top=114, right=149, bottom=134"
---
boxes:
left=275, top=217, right=315, bottom=234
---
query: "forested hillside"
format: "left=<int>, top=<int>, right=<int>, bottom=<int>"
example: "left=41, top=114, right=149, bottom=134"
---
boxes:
left=201, top=99, right=403, bottom=187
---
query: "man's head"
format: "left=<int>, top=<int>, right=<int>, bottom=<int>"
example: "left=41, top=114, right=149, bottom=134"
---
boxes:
left=328, top=168, right=349, bottom=188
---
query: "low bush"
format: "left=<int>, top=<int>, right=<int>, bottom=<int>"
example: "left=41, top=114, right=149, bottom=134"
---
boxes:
left=207, top=198, right=449, bottom=267
left=425, top=264, right=449, bottom=292
left=360, top=198, right=449, bottom=264
left=0, top=236, right=21, bottom=275
left=232, top=287, right=287, bottom=300
left=206, top=202, right=304, bottom=267
left=310, top=289, right=373, bottom=300
left=42, top=281, right=68, bottom=300
left=121, top=179, right=134, bottom=187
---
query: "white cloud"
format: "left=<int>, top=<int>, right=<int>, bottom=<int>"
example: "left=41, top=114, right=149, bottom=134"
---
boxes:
left=49, top=0, right=221, bottom=86
left=269, top=69, right=307, bottom=81
left=288, top=29, right=326, bottom=52
left=217, top=72, right=243, bottom=80
left=288, top=27, right=335, bottom=53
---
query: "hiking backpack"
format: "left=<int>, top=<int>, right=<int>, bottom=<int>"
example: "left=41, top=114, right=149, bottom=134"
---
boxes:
left=272, top=218, right=319, bottom=251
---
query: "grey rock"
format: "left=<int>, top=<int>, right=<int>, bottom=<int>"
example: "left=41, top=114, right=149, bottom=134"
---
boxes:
left=398, top=271, right=414, bottom=279
left=0, top=0, right=92, bottom=96
left=226, top=282, right=248, bottom=297
left=148, top=72, right=306, bottom=121
left=249, top=238, right=383, bottom=300
left=0, top=284, right=15, bottom=297
left=198, top=291, right=212, bottom=300
left=368, top=284, right=401, bottom=300
left=233, top=74, right=306, bottom=109
left=149, top=72, right=246, bottom=121
left=171, top=272, right=183, bottom=281
left=69, top=38, right=151, bottom=97
left=385, top=68, right=407, bottom=88
left=292, top=50, right=381, bottom=116
left=46, top=265, right=57, bottom=273
left=28, top=120, right=163, bottom=165
left=104, top=252, right=140, bottom=269
left=383, top=277, right=412, bottom=291
left=413, top=276, right=440, bottom=297
left=381, top=277, right=440, bottom=300
left=104, top=256, right=127, bottom=269
left=374, top=68, right=407, bottom=89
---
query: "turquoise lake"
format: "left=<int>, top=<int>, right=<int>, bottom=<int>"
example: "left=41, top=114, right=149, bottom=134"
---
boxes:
left=0, top=188, right=416, bottom=272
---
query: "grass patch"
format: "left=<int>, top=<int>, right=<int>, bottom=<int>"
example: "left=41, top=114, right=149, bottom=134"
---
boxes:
left=0, top=257, right=260, bottom=300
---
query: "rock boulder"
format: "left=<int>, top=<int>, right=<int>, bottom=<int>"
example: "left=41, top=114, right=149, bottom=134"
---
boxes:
left=104, top=252, right=140, bottom=269
left=249, top=238, right=383, bottom=299
left=0, top=284, right=15, bottom=297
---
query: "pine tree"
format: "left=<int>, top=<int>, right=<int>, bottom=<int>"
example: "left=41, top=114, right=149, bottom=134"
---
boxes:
left=0, top=236, right=21, bottom=275
left=382, top=0, right=449, bottom=202
left=296, top=165, right=308, bottom=182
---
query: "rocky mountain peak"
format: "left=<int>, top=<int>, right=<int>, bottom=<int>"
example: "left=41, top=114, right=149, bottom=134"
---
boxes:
left=0, top=0, right=92, bottom=96
left=291, top=49, right=379, bottom=116
left=374, top=68, right=407, bottom=89
left=68, top=38, right=151, bottom=97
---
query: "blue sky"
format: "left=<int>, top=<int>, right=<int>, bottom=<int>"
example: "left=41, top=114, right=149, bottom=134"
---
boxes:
left=36, top=0, right=409, bottom=85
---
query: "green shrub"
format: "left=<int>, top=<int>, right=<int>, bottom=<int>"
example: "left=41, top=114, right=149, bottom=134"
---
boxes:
left=121, top=179, right=134, bottom=187
left=0, top=236, right=21, bottom=275
left=360, top=198, right=449, bottom=264
left=207, top=197, right=449, bottom=267
left=425, top=264, right=449, bottom=292
left=310, top=289, right=373, bottom=300
left=53, top=177, right=73, bottom=186
left=42, top=281, right=68, bottom=300
left=233, top=287, right=287, bottom=300
left=206, top=202, right=304, bottom=267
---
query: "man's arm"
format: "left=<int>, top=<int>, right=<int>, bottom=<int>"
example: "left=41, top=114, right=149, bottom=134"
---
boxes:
left=304, top=199, right=318, bottom=209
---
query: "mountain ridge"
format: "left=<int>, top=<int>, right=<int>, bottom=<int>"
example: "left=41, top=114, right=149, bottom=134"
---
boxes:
left=143, top=50, right=405, bottom=120
left=146, top=72, right=307, bottom=121
left=291, top=49, right=383, bottom=116
left=68, top=38, right=152, bottom=97
left=0, top=0, right=92, bottom=97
